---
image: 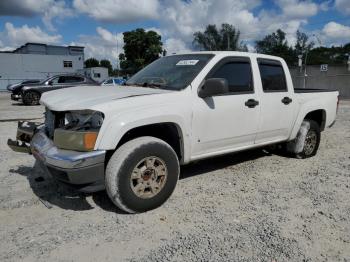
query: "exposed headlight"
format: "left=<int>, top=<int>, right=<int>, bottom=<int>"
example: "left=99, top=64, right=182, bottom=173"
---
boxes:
left=64, top=110, right=104, bottom=129
left=53, top=110, right=104, bottom=151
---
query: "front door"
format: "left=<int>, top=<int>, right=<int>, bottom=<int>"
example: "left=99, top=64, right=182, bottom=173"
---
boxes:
left=191, top=57, right=260, bottom=158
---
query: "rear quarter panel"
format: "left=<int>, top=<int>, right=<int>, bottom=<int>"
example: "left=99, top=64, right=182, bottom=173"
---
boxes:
left=289, top=91, right=338, bottom=140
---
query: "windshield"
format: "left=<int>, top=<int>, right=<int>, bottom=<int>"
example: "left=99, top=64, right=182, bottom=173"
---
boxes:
left=126, top=54, right=214, bottom=90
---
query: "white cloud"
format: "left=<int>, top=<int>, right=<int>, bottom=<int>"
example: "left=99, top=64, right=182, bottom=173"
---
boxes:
left=163, top=38, right=191, bottom=55
left=0, top=22, right=62, bottom=50
left=0, top=0, right=73, bottom=31
left=158, top=0, right=261, bottom=50
left=72, top=27, right=124, bottom=67
left=335, top=0, right=350, bottom=15
left=275, top=0, right=318, bottom=19
left=156, top=0, right=319, bottom=51
left=2, top=0, right=344, bottom=57
left=322, top=22, right=350, bottom=42
left=73, top=0, right=159, bottom=23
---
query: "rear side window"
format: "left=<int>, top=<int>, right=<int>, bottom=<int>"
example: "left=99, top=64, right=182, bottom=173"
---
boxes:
left=258, top=59, right=287, bottom=92
left=64, top=76, right=84, bottom=83
left=210, top=59, right=253, bottom=93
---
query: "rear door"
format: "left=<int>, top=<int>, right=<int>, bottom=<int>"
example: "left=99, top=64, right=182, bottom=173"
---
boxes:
left=191, top=57, right=260, bottom=157
left=254, top=58, right=296, bottom=143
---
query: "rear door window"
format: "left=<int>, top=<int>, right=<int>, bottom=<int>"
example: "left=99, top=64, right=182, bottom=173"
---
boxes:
left=258, top=59, right=287, bottom=92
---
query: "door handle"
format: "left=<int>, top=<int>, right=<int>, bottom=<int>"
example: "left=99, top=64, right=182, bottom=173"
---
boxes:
left=281, top=97, right=292, bottom=105
left=245, top=99, right=259, bottom=108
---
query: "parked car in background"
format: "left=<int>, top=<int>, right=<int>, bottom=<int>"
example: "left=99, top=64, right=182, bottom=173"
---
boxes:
left=6, top=79, right=41, bottom=91
left=9, top=74, right=97, bottom=105
left=101, top=77, right=126, bottom=86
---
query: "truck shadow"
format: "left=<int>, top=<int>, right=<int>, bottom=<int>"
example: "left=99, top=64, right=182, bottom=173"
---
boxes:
left=9, top=147, right=277, bottom=214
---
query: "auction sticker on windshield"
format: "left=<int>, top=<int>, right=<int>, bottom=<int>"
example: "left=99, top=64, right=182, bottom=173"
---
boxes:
left=176, top=60, right=199, bottom=66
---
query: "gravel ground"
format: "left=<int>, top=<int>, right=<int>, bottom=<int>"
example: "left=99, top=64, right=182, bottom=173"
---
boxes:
left=0, top=92, right=349, bottom=261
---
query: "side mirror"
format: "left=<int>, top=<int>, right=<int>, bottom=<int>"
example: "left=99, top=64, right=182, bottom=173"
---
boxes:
left=47, top=81, right=53, bottom=85
left=198, top=78, right=229, bottom=98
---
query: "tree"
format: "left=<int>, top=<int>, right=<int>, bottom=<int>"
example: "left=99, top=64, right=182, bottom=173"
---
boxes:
left=193, top=23, right=246, bottom=51
left=255, top=29, right=294, bottom=65
left=294, top=30, right=314, bottom=56
left=84, top=58, right=100, bottom=68
left=119, top=28, right=164, bottom=73
left=100, top=59, right=113, bottom=75
left=308, top=44, right=350, bottom=65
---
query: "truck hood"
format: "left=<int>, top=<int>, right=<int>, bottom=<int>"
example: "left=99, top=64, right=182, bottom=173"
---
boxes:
left=40, top=85, right=172, bottom=111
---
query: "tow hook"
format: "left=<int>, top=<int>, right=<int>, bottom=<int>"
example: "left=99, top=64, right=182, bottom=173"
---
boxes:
left=7, top=121, right=43, bottom=154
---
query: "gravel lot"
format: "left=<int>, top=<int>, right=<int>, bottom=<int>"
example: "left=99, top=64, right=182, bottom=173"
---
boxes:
left=0, top=92, right=349, bottom=261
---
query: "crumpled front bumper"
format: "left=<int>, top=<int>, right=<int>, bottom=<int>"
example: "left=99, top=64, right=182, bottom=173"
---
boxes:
left=8, top=121, right=106, bottom=192
left=31, top=131, right=106, bottom=192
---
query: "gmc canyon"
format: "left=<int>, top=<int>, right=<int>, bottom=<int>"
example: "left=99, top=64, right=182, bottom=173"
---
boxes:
left=8, top=52, right=338, bottom=213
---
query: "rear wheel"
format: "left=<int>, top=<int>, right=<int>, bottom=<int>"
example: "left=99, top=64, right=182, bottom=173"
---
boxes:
left=105, top=136, right=179, bottom=213
left=295, top=120, right=321, bottom=159
left=23, top=91, right=40, bottom=105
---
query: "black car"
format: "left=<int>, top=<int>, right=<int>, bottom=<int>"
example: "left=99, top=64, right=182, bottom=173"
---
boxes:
left=10, top=74, right=97, bottom=105
left=7, top=79, right=41, bottom=92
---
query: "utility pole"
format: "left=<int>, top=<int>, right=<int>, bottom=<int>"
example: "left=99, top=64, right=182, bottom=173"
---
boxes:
left=227, top=34, right=230, bottom=51
left=115, top=32, right=119, bottom=77
left=303, top=34, right=322, bottom=88
left=303, top=50, right=308, bottom=89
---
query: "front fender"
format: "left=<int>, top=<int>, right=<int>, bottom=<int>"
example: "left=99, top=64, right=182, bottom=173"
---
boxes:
left=95, top=106, right=191, bottom=163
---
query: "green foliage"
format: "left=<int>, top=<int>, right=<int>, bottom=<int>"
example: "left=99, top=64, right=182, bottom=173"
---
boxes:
left=119, top=28, right=164, bottom=73
left=256, top=29, right=349, bottom=66
left=255, top=29, right=295, bottom=65
left=308, top=44, right=350, bottom=65
left=193, top=23, right=247, bottom=51
left=100, top=59, right=113, bottom=75
left=294, top=30, right=314, bottom=56
left=84, top=58, right=100, bottom=68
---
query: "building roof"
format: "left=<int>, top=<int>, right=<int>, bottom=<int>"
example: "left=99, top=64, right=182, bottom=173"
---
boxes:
left=0, top=42, right=85, bottom=55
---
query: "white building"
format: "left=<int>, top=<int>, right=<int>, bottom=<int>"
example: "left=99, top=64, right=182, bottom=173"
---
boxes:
left=0, top=43, right=85, bottom=90
left=78, top=67, right=109, bottom=83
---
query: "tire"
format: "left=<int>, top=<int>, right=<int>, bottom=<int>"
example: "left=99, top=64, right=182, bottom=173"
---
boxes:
left=23, top=91, right=40, bottom=105
left=105, top=136, right=180, bottom=213
left=295, top=120, right=321, bottom=159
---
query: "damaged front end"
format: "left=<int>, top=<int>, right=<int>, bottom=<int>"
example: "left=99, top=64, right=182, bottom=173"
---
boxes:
left=7, top=121, right=43, bottom=153
left=8, top=108, right=106, bottom=193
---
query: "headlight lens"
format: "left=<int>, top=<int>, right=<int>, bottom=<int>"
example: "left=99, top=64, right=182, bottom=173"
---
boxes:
left=53, top=110, right=104, bottom=151
left=54, top=129, right=98, bottom=151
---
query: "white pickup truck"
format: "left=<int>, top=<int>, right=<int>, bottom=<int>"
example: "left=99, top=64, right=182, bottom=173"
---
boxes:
left=8, top=51, right=338, bottom=213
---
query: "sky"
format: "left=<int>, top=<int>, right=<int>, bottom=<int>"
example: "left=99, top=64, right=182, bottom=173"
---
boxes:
left=0, top=0, right=349, bottom=66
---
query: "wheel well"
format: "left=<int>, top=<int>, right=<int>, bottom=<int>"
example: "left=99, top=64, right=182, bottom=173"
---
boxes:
left=304, top=109, right=326, bottom=131
left=112, top=123, right=183, bottom=162
left=23, top=89, right=40, bottom=96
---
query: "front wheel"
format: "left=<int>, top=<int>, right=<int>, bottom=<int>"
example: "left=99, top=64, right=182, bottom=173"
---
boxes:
left=105, top=136, right=180, bottom=213
left=23, top=91, right=40, bottom=105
